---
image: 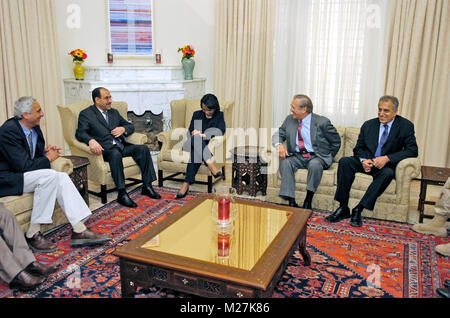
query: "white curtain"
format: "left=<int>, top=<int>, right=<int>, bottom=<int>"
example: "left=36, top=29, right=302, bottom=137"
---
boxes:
left=272, top=0, right=390, bottom=129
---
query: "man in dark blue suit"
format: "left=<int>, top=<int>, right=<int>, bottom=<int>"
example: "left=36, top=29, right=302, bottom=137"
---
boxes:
left=326, top=95, right=418, bottom=227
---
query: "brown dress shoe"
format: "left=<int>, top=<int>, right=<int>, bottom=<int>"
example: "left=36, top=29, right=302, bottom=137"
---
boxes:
left=26, top=261, right=59, bottom=277
left=25, top=232, right=58, bottom=252
left=9, top=270, right=45, bottom=291
left=70, top=229, right=112, bottom=247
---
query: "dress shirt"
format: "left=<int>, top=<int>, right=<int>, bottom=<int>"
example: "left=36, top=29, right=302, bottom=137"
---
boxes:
left=19, top=122, right=37, bottom=157
left=296, top=113, right=314, bottom=153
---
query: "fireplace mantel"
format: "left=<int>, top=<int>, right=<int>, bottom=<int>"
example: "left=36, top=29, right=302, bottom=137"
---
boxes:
left=63, top=65, right=206, bottom=129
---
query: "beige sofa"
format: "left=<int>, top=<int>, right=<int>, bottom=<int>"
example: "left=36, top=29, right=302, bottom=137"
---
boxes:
left=0, top=157, right=74, bottom=233
left=266, top=126, right=421, bottom=222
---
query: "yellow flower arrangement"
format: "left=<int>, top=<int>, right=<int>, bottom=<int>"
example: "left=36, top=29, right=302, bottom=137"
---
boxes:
left=69, top=49, right=88, bottom=63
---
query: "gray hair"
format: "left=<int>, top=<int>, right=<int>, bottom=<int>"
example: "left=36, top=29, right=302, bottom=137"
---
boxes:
left=293, top=94, right=313, bottom=113
left=379, top=95, right=399, bottom=111
left=14, top=96, right=36, bottom=119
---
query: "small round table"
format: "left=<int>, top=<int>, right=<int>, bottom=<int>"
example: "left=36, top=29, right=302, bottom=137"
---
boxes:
left=231, top=146, right=267, bottom=197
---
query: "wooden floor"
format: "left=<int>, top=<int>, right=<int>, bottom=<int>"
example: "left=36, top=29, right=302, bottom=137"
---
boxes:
left=87, top=162, right=445, bottom=225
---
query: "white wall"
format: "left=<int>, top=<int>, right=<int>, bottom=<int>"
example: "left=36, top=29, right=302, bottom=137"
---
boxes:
left=54, top=0, right=216, bottom=92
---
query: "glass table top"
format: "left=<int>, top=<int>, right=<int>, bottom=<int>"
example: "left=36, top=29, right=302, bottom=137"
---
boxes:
left=141, top=199, right=291, bottom=271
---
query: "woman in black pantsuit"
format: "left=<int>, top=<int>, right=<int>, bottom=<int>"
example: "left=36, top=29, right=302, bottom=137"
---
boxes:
left=176, top=94, right=226, bottom=198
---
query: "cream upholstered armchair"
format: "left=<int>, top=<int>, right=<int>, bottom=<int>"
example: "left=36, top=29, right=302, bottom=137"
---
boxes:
left=157, top=98, right=234, bottom=192
left=57, top=100, right=147, bottom=203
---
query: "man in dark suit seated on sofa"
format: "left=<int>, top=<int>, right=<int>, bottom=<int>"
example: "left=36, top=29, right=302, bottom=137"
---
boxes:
left=76, top=87, right=161, bottom=208
left=326, top=95, right=418, bottom=227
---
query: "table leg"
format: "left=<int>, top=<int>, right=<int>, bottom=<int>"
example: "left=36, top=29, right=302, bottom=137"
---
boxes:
left=298, top=225, right=311, bottom=266
left=418, top=180, right=427, bottom=223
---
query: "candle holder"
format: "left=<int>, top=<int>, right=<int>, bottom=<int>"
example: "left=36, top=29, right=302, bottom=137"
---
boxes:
left=211, top=186, right=237, bottom=227
left=215, top=223, right=233, bottom=259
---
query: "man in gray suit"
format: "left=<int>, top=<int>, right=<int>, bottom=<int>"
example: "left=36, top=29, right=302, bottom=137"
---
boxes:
left=0, top=204, right=58, bottom=291
left=272, top=94, right=341, bottom=208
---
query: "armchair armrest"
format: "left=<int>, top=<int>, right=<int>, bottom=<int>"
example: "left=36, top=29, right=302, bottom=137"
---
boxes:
left=68, top=140, right=109, bottom=184
left=157, top=129, right=186, bottom=151
left=395, top=157, right=421, bottom=204
left=125, top=132, right=147, bottom=145
left=51, top=157, right=73, bottom=175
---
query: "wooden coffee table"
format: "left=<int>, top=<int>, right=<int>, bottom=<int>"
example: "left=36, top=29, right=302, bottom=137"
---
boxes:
left=114, top=194, right=311, bottom=298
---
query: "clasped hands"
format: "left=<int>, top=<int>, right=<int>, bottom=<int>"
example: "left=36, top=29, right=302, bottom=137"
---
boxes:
left=45, top=145, right=62, bottom=162
left=88, top=127, right=126, bottom=155
left=362, top=156, right=390, bottom=172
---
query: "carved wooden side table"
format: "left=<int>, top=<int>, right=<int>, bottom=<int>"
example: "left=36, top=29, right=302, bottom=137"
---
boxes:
left=231, top=146, right=267, bottom=197
left=418, top=165, right=450, bottom=223
left=64, top=156, right=90, bottom=206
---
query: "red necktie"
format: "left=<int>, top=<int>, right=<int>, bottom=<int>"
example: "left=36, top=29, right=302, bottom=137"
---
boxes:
left=298, top=120, right=311, bottom=159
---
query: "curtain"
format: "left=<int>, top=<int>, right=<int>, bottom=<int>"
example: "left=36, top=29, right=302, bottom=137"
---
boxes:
left=0, top=0, right=63, bottom=148
left=272, top=0, right=390, bottom=129
left=214, top=0, right=275, bottom=148
left=384, top=0, right=449, bottom=167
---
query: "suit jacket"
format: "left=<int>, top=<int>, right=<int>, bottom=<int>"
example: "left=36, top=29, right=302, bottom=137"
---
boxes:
left=75, top=105, right=135, bottom=151
left=353, top=115, right=418, bottom=168
left=183, top=110, right=226, bottom=150
left=272, top=113, right=341, bottom=168
left=0, top=118, right=50, bottom=197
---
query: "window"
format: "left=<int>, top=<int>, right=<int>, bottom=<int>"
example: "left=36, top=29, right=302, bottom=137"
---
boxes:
left=273, top=0, right=389, bottom=127
left=109, top=0, right=153, bottom=56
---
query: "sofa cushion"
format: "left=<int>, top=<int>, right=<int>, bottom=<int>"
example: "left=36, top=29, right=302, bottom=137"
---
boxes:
left=334, top=127, right=346, bottom=161
left=0, top=193, right=34, bottom=215
left=344, top=127, right=360, bottom=157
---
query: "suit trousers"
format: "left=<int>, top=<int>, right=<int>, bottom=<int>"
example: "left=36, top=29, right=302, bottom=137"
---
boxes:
left=0, top=204, right=36, bottom=283
left=102, top=144, right=156, bottom=190
left=334, top=156, right=395, bottom=210
left=23, top=169, right=92, bottom=226
left=184, top=135, right=213, bottom=184
left=279, top=154, right=326, bottom=199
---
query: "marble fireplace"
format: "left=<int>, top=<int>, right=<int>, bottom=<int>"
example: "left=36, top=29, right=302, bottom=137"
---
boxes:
left=63, top=66, right=206, bottom=153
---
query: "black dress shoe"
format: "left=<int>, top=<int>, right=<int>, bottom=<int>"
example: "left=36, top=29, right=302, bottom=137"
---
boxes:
left=444, top=279, right=450, bottom=289
left=117, top=192, right=137, bottom=208
left=302, top=200, right=312, bottom=210
left=350, top=206, right=364, bottom=227
left=325, top=206, right=350, bottom=223
left=213, top=171, right=222, bottom=178
left=26, top=262, right=59, bottom=277
left=142, top=184, right=161, bottom=199
left=436, top=288, right=450, bottom=298
left=175, top=186, right=189, bottom=199
left=288, top=198, right=299, bottom=208
left=9, top=270, right=45, bottom=291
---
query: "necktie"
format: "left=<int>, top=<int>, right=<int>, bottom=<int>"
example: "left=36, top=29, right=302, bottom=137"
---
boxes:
left=103, top=110, right=124, bottom=151
left=103, top=111, right=109, bottom=125
left=297, top=119, right=311, bottom=160
left=28, top=130, right=34, bottom=158
left=375, top=124, right=389, bottom=157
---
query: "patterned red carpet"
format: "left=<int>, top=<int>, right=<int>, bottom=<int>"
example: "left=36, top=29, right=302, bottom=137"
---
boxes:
left=0, top=187, right=448, bottom=298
